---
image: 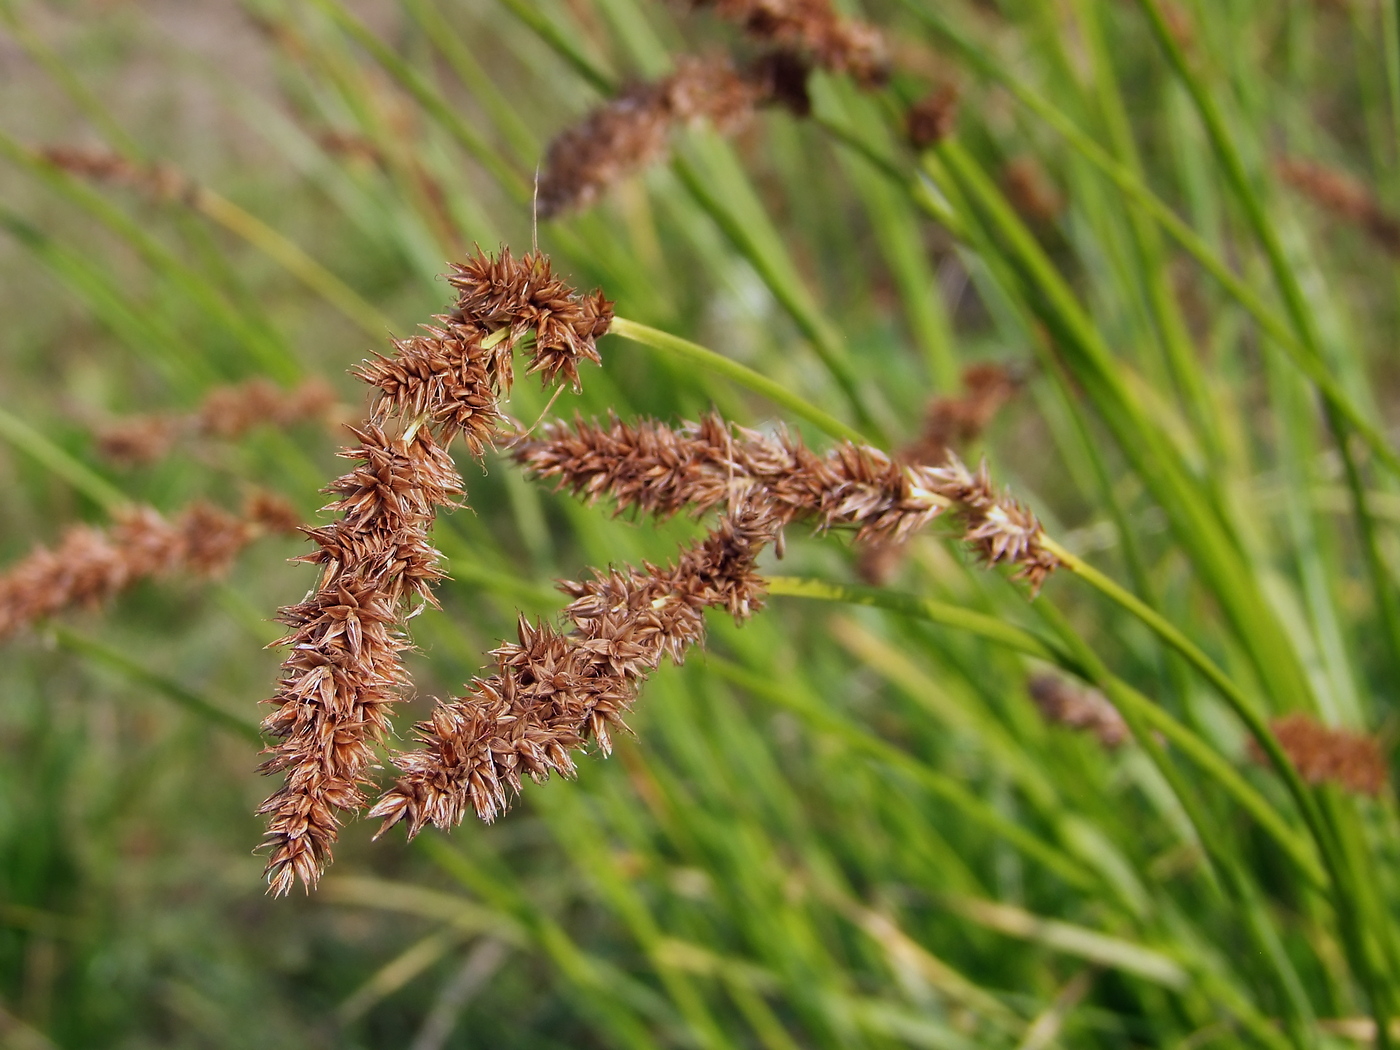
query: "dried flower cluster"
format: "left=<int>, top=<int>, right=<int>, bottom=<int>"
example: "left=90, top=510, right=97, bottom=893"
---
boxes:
left=0, top=494, right=297, bottom=642
left=537, top=0, right=892, bottom=216
left=94, top=378, right=345, bottom=467
left=1249, top=713, right=1388, bottom=797
left=539, top=54, right=809, bottom=217
left=369, top=503, right=778, bottom=836
left=906, top=85, right=961, bottom=150
left=1027, top=674, right=1129, bottom=750
left=253, top=243, right=1055, bottom=892
left=514, top=410, right=1059, bottom=590
left=692, top=0, right=890, bottom=87
left=35, top=144, right=192, bottom=202
left=1277, top=157, right=1400, bottom=256
left=358, top=408, right=1055, bottom=837
left=860, top=364, right=1021, bottom=583
left=258, top=248, right=613, bottom=895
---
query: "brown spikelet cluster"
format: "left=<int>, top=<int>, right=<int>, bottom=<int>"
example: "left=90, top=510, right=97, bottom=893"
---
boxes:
left=1277, top=157, right=1400, bottom=256
left=902, top=365, right=1022, bottom=475
left=363, top=406, right=1055, bottom=845
left=1249, top=713, right=1388, bottom=797
left=906, top=84, right=961, bottom=150
left=369, top=504, right=778, bottom=836
left=35, top=144, right=193, bottom=203
left=1027, top=674, right=1129, bottom=750
left=0, top=494, right=297, bottom=643
left=859, top=364, right=1021, bottom=583
left=538, top=54, right=809, bottom=217
left=94, top=378, right=346, bottom=467
left=922, top=456, right=1060, bottom=591
left=516, top=413, right=948, bottom=544
left=258, top=247, right=613, bottom=895
left=515, top=410, right=1059, bottom=590
left=693, top=0, right=890, bottom=87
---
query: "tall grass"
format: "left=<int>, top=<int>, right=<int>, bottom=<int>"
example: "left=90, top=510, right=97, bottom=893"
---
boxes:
left=0, top=0, right=1397, bottom=1046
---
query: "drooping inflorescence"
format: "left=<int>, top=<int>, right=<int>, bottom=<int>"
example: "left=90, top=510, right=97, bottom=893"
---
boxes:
left=0, top=495, right=298, bottom=643
left=514, top=411, right=1060, bottom=590
left=538, top=53, right=810, bottom=217
left=93, top=377, right=345, bottom=467
left=257, top=248, right=613, bottom=895
left=691, top=0, right=890, bottom=88
left=256, top=247, right=1058, bottom=894
left=369, top=503, right=779, bottom=837
left=1248, top=712, right=1388, bottom=797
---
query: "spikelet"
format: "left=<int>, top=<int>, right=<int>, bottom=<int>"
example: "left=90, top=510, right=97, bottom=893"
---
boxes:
left=515, top=412, right=948, bottom=543
left=1249, top=713, right=1388, bottom=797
left=257, top=248, right=613, bottom=895
left=35, top=144, right=192, bottom=203
left=515, top=411, right=1058, bottom=589
left=369, top=503, right=779, bottom=837
left=1277, top=157, right=1400, bottom=257
left=906, top=85, right=960, bottom=150
left=859, top=364, right=1021, bottom=583
left=0, top=495, right=296, bottom=643
left=692, top=0, right=890, bottom=87
left=94, top=378, right=345, bottom=467
left=1027, top=675, right=1129, bottom=750
left=538, top=54, right=810, bottom=217
left=1001, top=157, right=1063, bottom=226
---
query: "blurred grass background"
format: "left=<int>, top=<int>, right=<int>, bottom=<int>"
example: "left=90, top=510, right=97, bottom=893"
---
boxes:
left=1, top=0, right=1399, bottom=1046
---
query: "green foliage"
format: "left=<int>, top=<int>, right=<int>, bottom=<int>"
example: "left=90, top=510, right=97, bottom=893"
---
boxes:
left=1, top=0, right=1398, bottom=1046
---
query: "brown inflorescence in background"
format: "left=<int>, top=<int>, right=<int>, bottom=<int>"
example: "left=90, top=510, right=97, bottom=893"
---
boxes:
left=94, top=378, right=347, bottom=467
left=859, top=364, right=1021, bottom=584
left=906, top=84, right=960, bottom=150
left=1027, top=674, right=1129, bottom=750
left=257, top=248, right=613, bottom=895
left=1249, top=712, right=1388, bottom=797
left=1277, top=157, right=1400, bottom=256
left=538, top=53, right=810, bottom=217
left=35, top=144, right=192, bottom=202
left=255, top=245, right=1057, bottom=893
left=369, top=502, right=779, bottom=837
left=691, top=0, right=890, bottom=87
left=0, top=493, right=298, bottom=643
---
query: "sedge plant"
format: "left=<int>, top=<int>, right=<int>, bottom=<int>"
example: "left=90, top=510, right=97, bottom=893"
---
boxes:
left=0, top=0, right=1397, bottom=1047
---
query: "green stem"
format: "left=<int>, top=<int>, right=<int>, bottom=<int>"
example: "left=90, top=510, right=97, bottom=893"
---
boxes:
left=1047, top=538, right=1393, bottom=1028
left=609, top=318, right=871, bottom=446
left=55, top=627, right=262, bottom=743
left=892, top=1, right=1400, bottom=479
left=0, top=406, right=130, bottom=513
left=766, top=576, right=1325, bottom=891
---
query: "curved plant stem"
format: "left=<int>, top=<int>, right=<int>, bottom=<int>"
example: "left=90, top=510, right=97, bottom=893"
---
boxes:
left=767, top=575, right=1325, bottom=890
left=0, top=406, right=130, bottom=513
left=610, top=318, right=871, bottom=445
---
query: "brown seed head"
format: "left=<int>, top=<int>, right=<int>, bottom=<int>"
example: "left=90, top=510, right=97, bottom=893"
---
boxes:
left=906, top=85, right=960, bottom=150
left=692, top=0, right=890, bottom=87
left=369, top=503, right=779, bottom=839
left=1027, top=674, right=1129, bottom=749
left=0, top=501, right=269, bottom=643
left=1277, top=157, right=1400, bottom=256
left=1249, top=713, right=1388, bottom=797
